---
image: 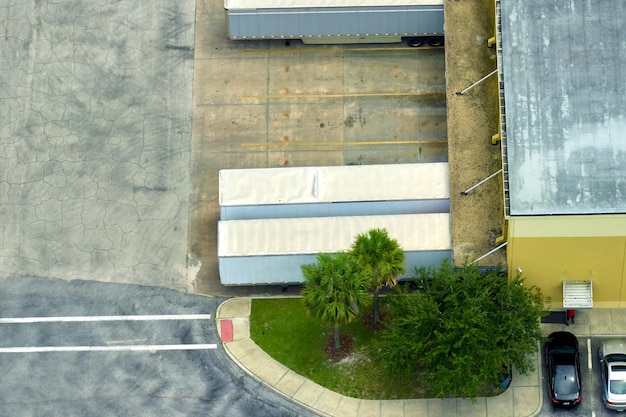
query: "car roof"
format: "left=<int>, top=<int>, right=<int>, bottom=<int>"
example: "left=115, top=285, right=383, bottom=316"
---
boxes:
left=552, top=352, right=577, bottom=364
left=547, top=331, right=578, bottom=352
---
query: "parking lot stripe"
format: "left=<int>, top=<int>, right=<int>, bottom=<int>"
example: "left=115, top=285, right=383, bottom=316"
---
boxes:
left=0, top=344, right=217, bottom=353
left=0, top=314, right=211, bottom=324
left=588, top=338, right=592, bottom=370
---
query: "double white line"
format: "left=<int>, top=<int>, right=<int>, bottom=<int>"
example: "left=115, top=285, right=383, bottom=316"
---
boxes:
left=0, top=314, right=217, bottom=353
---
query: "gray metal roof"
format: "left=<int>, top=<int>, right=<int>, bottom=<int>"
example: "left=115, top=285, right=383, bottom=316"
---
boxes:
left=500, top=0, right=626, bottom=215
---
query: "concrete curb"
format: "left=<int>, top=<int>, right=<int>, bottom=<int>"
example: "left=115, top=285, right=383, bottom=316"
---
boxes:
left=216, top=297, right=332, bottom=416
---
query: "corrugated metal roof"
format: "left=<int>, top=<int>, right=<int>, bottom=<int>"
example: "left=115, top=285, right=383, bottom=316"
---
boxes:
left=219, top=163, right=450, bottom=206
left=500, top=0, right=626, bottom=215
left=225, top=0, right=442, bottom=10
left=218, top=213, right=451, bottom=256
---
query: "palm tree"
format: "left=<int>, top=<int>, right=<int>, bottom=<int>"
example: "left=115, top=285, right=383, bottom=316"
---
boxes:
left=349, top=228, right=406, bottom=323
left=301, top=252, right=371, bottom=350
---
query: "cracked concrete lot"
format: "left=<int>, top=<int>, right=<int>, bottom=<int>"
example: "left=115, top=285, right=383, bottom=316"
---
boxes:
left=0, top=1, right=196, bottom=290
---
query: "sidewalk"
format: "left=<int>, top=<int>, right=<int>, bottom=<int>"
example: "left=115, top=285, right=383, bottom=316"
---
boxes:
left=217, top=298, right=556, bottom=417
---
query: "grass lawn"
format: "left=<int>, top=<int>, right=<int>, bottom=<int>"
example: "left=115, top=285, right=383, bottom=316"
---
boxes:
left=250, top=297, right=428, bottom=400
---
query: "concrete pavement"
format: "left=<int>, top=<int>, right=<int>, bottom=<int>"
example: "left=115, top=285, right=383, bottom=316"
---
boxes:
left=190, top=0, right=448, bottom=296
left=216, top=297, right=545, bottom=417
left=1, top=0, right=195, bottom=290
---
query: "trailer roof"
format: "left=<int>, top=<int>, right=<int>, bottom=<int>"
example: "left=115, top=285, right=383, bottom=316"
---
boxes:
left=219, top=163, right=449, bottom=206
left=225, top=0, right=443, bottom=10
left=500, top=0, right=626, bottom=215
left=218, top=213, right=451, bottom=256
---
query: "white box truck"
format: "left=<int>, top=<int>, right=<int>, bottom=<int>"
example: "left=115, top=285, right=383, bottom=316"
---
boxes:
left=225, top=0, right=444, bottom=46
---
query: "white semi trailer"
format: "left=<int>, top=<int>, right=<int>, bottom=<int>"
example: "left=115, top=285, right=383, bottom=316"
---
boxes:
left=224, top=0, right=444, bottom=46
left=218, top=213, right=452, bottom=286
left=217, top=164, right=452, bottom=286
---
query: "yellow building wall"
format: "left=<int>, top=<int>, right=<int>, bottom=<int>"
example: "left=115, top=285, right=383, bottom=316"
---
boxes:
left=507, top=215, right=626, bottom=308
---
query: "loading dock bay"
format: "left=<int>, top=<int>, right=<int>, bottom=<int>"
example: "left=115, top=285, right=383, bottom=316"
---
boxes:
left=190, top=5, right=448, bottom=294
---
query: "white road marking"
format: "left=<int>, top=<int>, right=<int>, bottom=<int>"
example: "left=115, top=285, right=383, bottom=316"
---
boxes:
left=588, top=338, right=593, bottom=370
left=0, top=344, right=217, bottom=353
left=0, top=314, right=211, bottom=324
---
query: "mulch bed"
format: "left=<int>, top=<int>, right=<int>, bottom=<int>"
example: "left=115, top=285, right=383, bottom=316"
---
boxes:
left=325, top=334, right=355, bottom=361
left=324, top=309, right=389, bottom=360
left=362, top=308, right=388, bottom=332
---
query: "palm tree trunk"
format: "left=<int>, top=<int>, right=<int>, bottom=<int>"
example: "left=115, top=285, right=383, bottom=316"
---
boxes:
left=334, top=325, right=341, bottom=350
left=373, top=289, right=380, bottom=323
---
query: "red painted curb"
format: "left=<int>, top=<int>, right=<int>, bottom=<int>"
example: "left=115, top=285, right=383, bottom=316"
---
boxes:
left=220, top=320, right=233, bottom=342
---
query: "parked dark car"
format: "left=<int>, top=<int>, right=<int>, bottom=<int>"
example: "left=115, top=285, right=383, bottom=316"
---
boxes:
left=545, top=331, right=582, bottom=407
left=599, top=339, right=626, bottom=411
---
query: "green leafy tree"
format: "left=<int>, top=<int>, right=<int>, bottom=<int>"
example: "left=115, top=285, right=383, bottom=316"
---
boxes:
left=376, top=260, right=546, bottom=399
left=301, top=252, right=371, bottom=350
left=349, top=228, right=406, bottom=323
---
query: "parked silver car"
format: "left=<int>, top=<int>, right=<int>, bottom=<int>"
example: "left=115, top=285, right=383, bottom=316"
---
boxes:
left=599, top=339, right=626, bottom=411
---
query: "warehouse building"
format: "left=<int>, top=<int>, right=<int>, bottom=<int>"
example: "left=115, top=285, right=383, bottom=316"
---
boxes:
left=496, top=0, right=626, bottom=308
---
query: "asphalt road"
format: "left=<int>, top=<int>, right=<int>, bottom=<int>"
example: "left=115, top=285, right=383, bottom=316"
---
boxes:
left=538, top=335, right=621, bottom=417
left=0, top=277, right=319, bottom=417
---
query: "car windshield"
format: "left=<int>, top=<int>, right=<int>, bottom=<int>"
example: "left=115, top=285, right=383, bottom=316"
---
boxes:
left=550, top=347, right=576, bottom=355
left=606, top=354, right=626, bottom=363
left=610, top=379, right=626, bottom=395
left=555, top=365, right=578, bottom=395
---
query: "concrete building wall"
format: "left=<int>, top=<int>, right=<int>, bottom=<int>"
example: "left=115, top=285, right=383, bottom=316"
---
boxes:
left=507, top=215, right=626, bottom=308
